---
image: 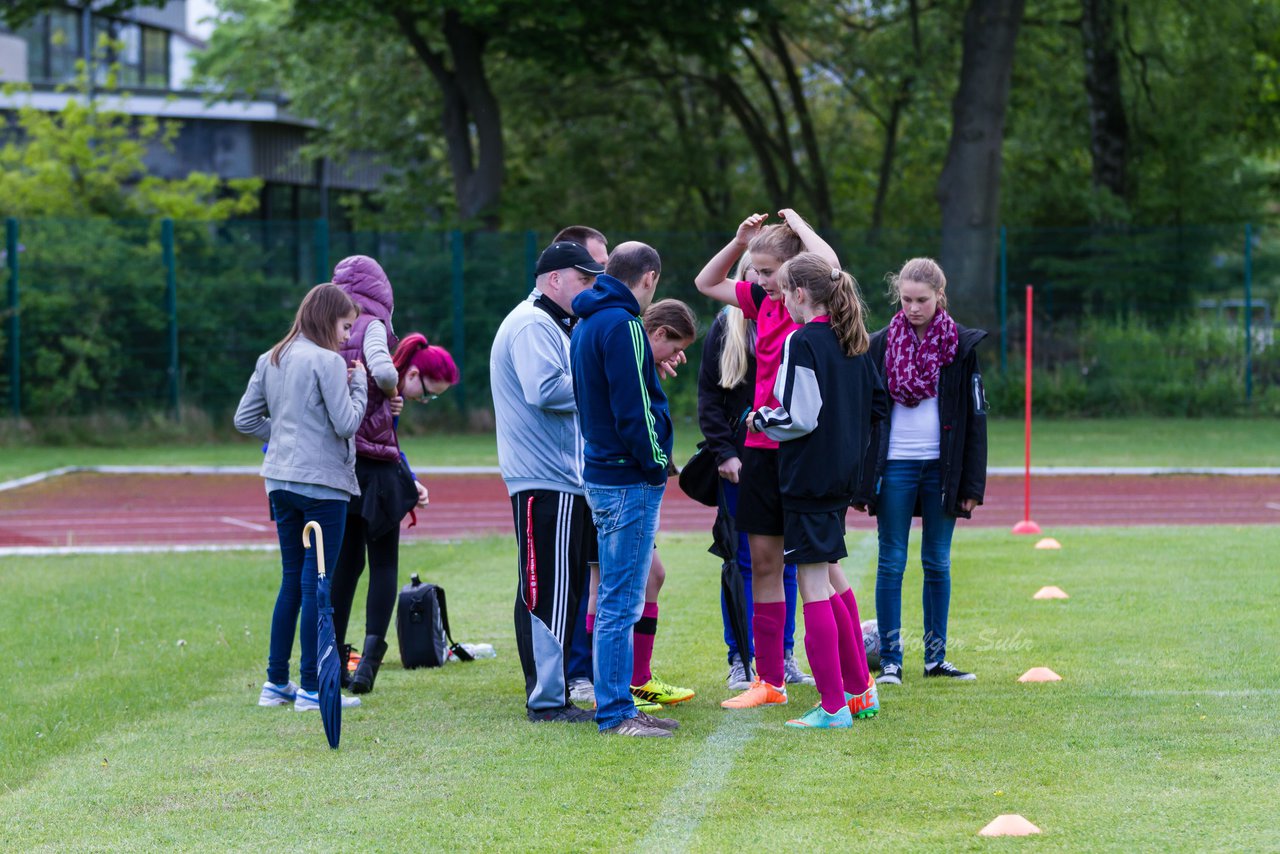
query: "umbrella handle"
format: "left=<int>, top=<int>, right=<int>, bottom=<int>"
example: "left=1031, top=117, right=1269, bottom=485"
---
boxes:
left=302, top=520, right=327, bottom=579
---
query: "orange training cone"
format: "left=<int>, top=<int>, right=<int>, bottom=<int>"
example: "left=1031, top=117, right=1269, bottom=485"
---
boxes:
left=979, top=814, right=1041, bottom=837
left=1035, top=537, right=1061, bottom=550
left=1018, top=667, right=1062, bottom=683
left=1033, top=586, right=1068, bottom=599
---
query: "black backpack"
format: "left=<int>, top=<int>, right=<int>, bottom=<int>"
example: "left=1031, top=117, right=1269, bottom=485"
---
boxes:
left=396, top=574, right=472, bottom=668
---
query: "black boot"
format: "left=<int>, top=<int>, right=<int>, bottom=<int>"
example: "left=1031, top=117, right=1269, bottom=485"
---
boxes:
left=350, top=635, right=388, bottom=694
left=339, top=643, right=354, bottom=690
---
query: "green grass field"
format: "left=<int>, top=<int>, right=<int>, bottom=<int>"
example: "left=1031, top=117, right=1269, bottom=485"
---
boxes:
left=3, top=417, right=1279, bottom=482
left=4, top=527, right=1278, bottom=851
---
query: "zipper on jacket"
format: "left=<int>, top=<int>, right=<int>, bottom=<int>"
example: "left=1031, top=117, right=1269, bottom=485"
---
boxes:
left=971, top=374, right=986, bottom=414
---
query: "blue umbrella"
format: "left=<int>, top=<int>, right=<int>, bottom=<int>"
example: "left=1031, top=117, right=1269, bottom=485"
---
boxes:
left=303, top=521, right=341, bottom=749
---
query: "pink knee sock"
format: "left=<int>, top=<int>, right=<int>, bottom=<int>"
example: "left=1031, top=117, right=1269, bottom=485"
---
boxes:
left=830, top=592, right=868, bottom=695
left=753, top=601, right=786, bottom=687
left=585, top=612, right=595, bottom=634
left=839, top=588, right=871, bottom=693
left=631, top=602, right=659, bottom=686
left=802, top=601, right=847, bottom=713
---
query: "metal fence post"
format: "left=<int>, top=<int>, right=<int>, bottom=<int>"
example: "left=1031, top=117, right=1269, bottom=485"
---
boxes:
left=999, top=225, right=1008, bottom=373
left=5, top=217, right=19, bottom=418
left=162, top=218, right=180, bottom=419
left=525, top=229, right=538, bottom=290
left=1244, top=223, right=1253, bottom=404
left=450, top=229, right=467, bottom=414
left=314, top=218, right=330, bottom=284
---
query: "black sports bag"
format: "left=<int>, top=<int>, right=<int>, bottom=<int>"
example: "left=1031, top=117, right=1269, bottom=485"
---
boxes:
left=396, top=574, right=472, bottom=668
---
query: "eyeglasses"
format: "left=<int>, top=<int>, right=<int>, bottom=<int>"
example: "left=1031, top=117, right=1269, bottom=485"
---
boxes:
left=413, top=393, right=439, bottom=405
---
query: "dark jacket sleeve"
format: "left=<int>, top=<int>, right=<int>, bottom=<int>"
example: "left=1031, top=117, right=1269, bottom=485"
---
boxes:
left=853, top=334, right=888, bottom=509
left=697, top=314, right=739, bottom=464
left=603, top=319, right=670, bottom=485
left=958, top=347, right=988, bottom=505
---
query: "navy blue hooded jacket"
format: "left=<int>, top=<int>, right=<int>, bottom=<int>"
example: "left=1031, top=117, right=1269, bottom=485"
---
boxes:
left=570, top=274, right=674, bottom=487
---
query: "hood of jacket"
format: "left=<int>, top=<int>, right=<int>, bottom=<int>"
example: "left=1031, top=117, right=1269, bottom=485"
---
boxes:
left=334, top=255, right=399, bottom=461
left=333, top=255, right=394, bottom=324
left=571, top=274, right=640, bottom=321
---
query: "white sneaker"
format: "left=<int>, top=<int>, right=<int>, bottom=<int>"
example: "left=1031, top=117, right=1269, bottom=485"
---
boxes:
left=783, top=652, right=816, bottom=686
left=568, top=678, right=596, bottom=705
left=294, top=689, right=362, bottom=711
left=258, top=680, right=299, bottom=706
left=726, top=655, right=753, bottom=691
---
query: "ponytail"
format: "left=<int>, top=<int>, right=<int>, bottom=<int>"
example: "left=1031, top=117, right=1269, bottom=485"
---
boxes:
left=827, top=271, right=869, bottom=357
left=718, top=306, right=755, bottom=390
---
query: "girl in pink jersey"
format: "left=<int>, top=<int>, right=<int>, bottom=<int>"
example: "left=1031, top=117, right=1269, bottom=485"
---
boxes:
left=695, top=211, right=875, bottom=712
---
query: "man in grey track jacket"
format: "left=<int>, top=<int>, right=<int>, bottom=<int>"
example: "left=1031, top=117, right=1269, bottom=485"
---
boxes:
left=490, top=240, right=604, bottom=723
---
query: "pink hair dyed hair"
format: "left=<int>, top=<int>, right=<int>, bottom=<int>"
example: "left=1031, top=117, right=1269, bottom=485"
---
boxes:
left=393, top=333, right=460, bottom=385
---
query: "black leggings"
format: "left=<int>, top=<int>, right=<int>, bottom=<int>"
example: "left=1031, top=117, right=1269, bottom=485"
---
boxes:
left=331, top=513, right=400, bottom=647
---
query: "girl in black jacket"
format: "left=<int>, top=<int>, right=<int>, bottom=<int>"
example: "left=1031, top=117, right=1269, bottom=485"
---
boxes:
left=697, top=298, right=809, bottom=691
left=750, top=252, right=884, bottom=727
left=854, top=257, right=988, bottom=685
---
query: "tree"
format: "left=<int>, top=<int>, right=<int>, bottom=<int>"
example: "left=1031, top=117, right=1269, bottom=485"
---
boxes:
left=936, top=0, right=1025, bottom=331
left=1079, top=0, right=1128, bottom=206
left=1, top=72, right=260, bottom=413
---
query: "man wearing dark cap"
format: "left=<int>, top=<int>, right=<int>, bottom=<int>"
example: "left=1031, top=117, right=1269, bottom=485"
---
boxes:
left=490, top=240, right=604, bottom=723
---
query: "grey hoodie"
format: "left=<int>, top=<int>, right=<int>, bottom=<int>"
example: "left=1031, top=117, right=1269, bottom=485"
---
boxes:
left=234, top=335, right=368, bottom=496
left=490, top=291, right=584, bottom=496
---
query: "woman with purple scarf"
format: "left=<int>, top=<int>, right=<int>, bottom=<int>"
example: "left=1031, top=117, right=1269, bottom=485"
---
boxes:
left=854, top=257, right=988, bottom=685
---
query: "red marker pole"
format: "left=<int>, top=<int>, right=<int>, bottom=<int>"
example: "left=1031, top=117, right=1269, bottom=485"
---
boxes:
left=1012, top=284, right=1041, bottom=534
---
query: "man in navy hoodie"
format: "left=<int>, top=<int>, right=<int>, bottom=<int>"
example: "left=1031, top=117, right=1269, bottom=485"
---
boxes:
left=570, top=242, right=678, bottom=738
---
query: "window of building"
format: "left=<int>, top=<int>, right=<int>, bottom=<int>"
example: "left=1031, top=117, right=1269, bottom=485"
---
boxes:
left=46, top=11, right=81, bottom=82
left=19, top=12, right=168, bottom=90
left=141, top=26, right=167, bottom=89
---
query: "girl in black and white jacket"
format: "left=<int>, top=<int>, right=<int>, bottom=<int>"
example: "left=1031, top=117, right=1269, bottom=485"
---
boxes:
left=750, top=253, right=886, bottom=728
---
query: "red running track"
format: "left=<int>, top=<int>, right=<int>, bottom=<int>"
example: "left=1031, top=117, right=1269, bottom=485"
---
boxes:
left=0, top=471, right=1277, bottom=549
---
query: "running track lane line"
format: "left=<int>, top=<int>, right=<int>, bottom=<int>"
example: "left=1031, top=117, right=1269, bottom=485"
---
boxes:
left=218, top=516, right=271, bottom=532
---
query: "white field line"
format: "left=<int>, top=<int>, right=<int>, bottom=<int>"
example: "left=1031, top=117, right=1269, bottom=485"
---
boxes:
left=1267, top=503, right=1280, bottom=512
left=1121, top=688, right=1280, bottom=698
left=637, top=714, right=762, bottom=853
left=987, top=466, right=1280, bottom=476
left=0, top=543, right=279, bottom=557
left=218, top=516, right=271, bottom=532
left=634, top=530, right=868, bottom=853
left=844, top=532, right=878, bottom=594
left=2, top=464, right=1279, bottom=497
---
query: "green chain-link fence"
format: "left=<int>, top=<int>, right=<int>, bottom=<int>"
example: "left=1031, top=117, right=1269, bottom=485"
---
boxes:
left=1, top=218, right=1276, bottom=425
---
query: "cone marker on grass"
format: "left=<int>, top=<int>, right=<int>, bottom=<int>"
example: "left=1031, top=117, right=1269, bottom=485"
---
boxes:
left=979, top=814, right=1041, bottom=837
left=1018, top=667, right=1062, bottom=683
left=1035, top=537, right=1061, bottom=550
left=1033, top=586, right=1068, bottom=599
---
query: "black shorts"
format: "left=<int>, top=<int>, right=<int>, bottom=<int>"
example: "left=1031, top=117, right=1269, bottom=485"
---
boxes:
left=782, top=507, right=849, bottom=565
left=736, top=446, right=784, bottom=536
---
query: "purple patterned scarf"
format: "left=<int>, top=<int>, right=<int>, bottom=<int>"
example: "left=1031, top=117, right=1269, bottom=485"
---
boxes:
left=885, top=308, right=958, bottom=407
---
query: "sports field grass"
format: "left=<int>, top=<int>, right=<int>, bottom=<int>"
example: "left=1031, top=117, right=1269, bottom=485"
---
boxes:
left=2, top=417, right=1279, bottom=481
left=3, top=526, right=1278, bottom=850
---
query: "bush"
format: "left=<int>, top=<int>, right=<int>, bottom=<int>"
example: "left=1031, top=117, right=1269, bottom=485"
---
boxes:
left=986, top=316, right=1270, bottom=417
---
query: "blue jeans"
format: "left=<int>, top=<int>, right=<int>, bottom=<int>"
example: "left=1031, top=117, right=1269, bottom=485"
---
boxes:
left=585, top=481, right=665, bottom=731
left=874, top=460, right=957, bottom=668
left=267, top=490, right=348, bottom=692
left=566, top=563, right=593, bottom=682
left=718, top=479, right=798, bottom=661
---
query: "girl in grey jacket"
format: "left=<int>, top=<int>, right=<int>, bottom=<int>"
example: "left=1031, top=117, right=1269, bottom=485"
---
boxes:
left=234, top=283, right=368, bottom=712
